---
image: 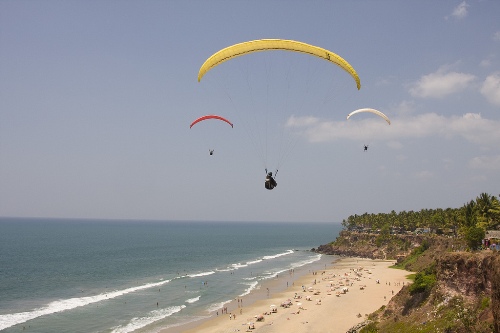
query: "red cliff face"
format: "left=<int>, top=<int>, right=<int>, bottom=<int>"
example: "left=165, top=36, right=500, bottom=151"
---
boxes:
left=437, top=252, right=493, bottom=297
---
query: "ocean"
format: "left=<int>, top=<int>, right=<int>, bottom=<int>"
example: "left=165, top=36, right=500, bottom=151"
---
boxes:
left=0, top=218, right=342, bottom=333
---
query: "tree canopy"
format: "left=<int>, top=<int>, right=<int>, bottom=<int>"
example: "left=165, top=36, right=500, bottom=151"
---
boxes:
left=341, top=193, right=500, bottom=239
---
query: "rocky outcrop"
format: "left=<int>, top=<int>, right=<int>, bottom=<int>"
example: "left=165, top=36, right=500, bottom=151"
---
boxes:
left=436, top=252, right=500, bottom=332
left=314, top=230, right=406, bottom=259
left=437, top=252, right=494, bottom=298
left=314, top=231, right=461, bottom=261
left=346, top=320, right=372, bottom=333
left=492, top=255, right=500, bottom=333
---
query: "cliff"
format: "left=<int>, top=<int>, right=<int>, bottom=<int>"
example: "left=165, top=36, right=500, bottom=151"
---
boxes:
left=374, top=251, right=500, bottom=333
left=315, top=231, right=500, bottom=332
left=315, top=230, right=462, bottom=262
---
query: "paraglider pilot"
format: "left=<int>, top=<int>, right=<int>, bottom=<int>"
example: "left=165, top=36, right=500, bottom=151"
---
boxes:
left=364, top=145, right=369, bottom=152
left=265, top=170, right=277, bottom=190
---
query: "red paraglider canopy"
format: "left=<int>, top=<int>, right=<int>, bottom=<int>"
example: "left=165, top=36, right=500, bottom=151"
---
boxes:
left=190, top=115, right=233, bottom=128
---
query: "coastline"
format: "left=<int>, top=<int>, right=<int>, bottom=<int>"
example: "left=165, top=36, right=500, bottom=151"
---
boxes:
left=159, top=254, right=332, bottom=333
left=160, top=257, right=410, bottom=333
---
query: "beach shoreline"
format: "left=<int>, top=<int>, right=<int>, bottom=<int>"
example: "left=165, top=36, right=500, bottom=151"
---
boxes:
left=160, top=253, right=333, bottom=333
left=160, top=257, right=410, bottom=333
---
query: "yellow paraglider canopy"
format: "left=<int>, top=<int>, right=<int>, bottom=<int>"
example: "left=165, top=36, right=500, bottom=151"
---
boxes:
left=198, top=39, right=361, bottom=90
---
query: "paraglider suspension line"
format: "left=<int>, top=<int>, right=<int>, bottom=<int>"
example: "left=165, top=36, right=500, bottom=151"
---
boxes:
left=265, top=168, right=278, bottom=178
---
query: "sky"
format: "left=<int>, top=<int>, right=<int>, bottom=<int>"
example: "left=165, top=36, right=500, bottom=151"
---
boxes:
left=1, top=1, right=499, bottom=223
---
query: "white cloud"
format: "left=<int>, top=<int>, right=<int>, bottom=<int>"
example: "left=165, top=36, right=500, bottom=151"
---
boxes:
left=480, top=59, right=491, bottom=67
left=396, top=154, right=408, bottom=162
left=480, top=54, right=494, bottom=67
left=286, top=113, right=500, bottom=146
left=286, top=116, right=351, bottom=143
left=443, top=114, right=500, bottom=149
left=449, top=1, right=469, bottom=20
left=375, top=75, right=396, bottom=86
left=468, top=155, right=500, bottom=170
left=471, top=174, right=488, bottom=182
left=442, top=158, right=454, bottom=170
left=393, top=113, right=447, bottom=138
left=409, top=68, right=475, bottom=98
left=285, top=115, right=320, bottom=127
left=494, top=31, right=500, bottom=41
left=414, top=170, right=434, bottom=180
left=387, top=141, right=403, bottom=150
left=480, top=72, right=500, bottom=107
left=390, top=100, right=416, bottom=116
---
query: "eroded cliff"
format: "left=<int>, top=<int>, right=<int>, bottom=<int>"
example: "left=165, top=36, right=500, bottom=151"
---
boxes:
left=315, top=231, right=500, bottom=332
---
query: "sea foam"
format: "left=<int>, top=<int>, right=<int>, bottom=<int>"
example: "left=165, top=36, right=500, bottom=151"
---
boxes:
left=185, top=296, right=200, bottom=304
left=0, top=279, right=172, bottom=330
left=262, top=249, right=294, bottom=260
left=110, top=305, right=185, bottom=333
left=187, top=271, right=215, bottom=278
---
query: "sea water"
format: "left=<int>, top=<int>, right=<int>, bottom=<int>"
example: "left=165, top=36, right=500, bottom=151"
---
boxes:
left=0, top=218, right=342, bottom=333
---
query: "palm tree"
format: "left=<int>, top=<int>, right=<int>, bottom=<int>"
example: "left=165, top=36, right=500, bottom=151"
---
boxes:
left=487, top=196, right=500, bottom=229
left=476, top=193, right=500, bottom=229
left=463, top=200, right=477, bottom=229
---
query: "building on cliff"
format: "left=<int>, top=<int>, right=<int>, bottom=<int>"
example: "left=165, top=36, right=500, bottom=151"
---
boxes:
left=484, top=230, right=500, bottom=250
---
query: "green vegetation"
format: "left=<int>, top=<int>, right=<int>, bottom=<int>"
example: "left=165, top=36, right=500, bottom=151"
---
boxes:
left=377, top=321, right=446, bottom=333
left=441, top=296, right=493, bottom=332
left=408, top=264, right=436, bottom=295
left=375, top=294, right=494, bottom=333
left=341, top=192, right=499, bottom=250
left=359, top=322, right=379, bottom=333
left=405, top=273, right=416, bottom=280
left=479, top=296, right=490, bottom=311
left=464, top=226, right=485, bottom=250
left=336, top=193, right=500, bottom=333
left=393, top=240, right=430, bottom=270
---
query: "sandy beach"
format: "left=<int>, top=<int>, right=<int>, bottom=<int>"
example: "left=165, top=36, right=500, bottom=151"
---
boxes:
left=163, top=257, right=411, bottom=333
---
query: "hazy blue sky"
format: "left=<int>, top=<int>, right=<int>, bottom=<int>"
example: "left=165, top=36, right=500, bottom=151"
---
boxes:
left=1, top=1, right=499, bottom=223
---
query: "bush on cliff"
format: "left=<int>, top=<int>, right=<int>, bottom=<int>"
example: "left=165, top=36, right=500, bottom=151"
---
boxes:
left=408, top=264, right=436, bottom=295
left=393, top=239, right=430, bottom=270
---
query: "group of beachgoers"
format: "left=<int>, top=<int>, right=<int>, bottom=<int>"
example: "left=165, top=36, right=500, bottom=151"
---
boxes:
left=176, top=258, right=411, bottom=333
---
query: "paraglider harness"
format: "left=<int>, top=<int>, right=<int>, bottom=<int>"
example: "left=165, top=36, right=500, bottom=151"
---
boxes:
left=264, top=169, right=278, bottom=190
